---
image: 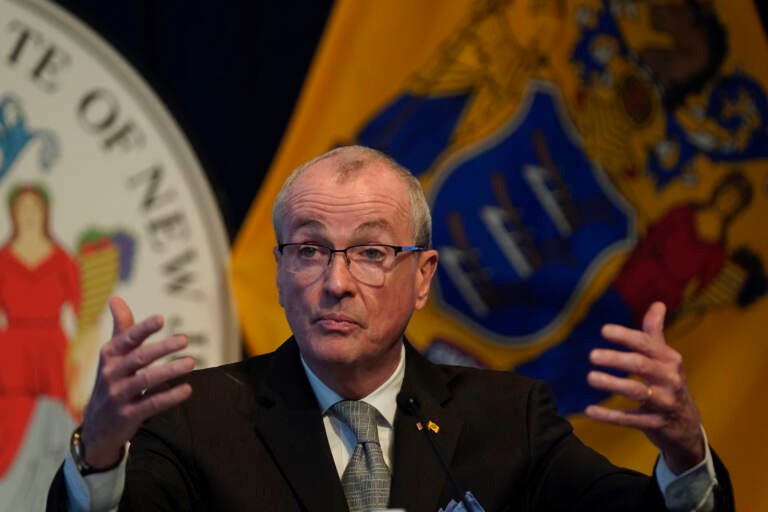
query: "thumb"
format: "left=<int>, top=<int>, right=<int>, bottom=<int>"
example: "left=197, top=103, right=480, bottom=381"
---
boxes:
left=642, top=301, right=667, bottom=341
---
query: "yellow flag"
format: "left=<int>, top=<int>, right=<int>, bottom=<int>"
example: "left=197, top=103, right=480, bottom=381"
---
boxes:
left=231, top=1, right=768, bottom=508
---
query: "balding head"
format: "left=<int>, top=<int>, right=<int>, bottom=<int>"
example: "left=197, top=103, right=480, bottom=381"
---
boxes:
left=272, top=145, right=432, bottom=247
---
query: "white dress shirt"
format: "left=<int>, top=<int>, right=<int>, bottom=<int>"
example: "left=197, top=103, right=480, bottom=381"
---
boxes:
left=300, top=344, right=406, bottom=476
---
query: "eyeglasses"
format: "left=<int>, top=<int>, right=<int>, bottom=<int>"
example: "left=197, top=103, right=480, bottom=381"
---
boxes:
left=277, top=242, right=426, bottom=286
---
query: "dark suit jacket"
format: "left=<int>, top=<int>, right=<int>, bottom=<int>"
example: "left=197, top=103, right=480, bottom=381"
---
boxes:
left=48, top=338, right=734, bottom=511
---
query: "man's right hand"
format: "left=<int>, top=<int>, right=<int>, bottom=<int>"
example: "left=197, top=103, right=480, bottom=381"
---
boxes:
left=79, top=297, right=195, bottom=470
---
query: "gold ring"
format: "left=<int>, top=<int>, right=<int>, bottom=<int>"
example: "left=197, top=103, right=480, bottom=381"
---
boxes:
left=645, top=385, right=654, bottom=400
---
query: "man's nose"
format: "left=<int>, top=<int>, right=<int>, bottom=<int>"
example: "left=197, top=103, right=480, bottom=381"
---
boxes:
left=322, top=251, right=356, bottom=295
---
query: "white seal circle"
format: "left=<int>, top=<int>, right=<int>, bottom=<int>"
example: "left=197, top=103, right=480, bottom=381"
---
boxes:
left=0, top=1, right=239, bottom=509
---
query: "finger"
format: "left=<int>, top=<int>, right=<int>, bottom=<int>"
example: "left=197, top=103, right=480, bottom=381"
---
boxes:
left=113, top=356, right=195, bottom=402
left=642, top=301, right=667, bottom=341
left=584, top=404, right=666, bottom=430
left=109, top=335, right=189, bottom=379
left=104, top=315, right=165, bottom=357
left=587, top=371, right=679, bottom=411
left=590, top=349, right=670, bottom=382
left=587, top=371, right=650, bottom=402
left=600, top=323, right=661, bottom=358
left=109, top=297, right=135, bottom=336
left=126, top=383, right=193, bottom=422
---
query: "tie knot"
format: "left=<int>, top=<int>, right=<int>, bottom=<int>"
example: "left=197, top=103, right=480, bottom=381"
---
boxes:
left=331, top=400, right=381, bottom=444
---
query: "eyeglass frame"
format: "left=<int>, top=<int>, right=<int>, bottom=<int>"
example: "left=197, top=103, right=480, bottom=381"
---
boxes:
left=276, top=242, right=427, bottom=285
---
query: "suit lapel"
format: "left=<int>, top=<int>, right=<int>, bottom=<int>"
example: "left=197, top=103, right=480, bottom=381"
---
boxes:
left=249, top=339, right=348, bottom=512
left=389, top=343, right=464, bottom=511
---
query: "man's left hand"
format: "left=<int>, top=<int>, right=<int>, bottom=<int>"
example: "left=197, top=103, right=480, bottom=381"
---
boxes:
left=585, top=301, right=705, bottom=474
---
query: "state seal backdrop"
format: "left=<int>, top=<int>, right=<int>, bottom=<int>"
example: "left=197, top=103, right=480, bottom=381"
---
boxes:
left=0, top=1, right=238, bottom=509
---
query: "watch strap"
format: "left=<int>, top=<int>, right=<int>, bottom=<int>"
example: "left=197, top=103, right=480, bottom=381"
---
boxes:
left=70, top=424, right=126, bottom=476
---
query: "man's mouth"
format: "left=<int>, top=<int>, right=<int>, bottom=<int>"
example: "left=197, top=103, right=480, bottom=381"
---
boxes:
left=314, top=314, right=360, bottom=331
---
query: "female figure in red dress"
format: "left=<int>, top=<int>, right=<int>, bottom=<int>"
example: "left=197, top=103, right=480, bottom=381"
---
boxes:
left=0, top=184, right=81, bottom=478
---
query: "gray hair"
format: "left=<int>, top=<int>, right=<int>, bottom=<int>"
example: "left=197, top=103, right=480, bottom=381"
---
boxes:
left=272, top=145, right=432, bottom=247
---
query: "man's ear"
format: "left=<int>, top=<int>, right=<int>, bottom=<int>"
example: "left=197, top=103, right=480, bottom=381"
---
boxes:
left=274, top=246, right=285, bottom=307
left=414, top=249, right=438, bottom=310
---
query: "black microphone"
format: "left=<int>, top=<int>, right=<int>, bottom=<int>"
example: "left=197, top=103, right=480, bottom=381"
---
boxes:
left=396, top=392, right=474, bottom=510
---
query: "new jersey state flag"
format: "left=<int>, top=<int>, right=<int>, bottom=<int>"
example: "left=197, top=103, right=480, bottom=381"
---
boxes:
left=231, top=1, right=768, bottom=507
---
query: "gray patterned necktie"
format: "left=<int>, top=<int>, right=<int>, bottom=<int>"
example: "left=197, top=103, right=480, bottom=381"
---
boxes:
left=331, top=400, right=391, bottom=512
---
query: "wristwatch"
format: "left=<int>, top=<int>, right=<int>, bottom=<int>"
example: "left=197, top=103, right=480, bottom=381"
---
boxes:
left=70, top=425, right=125, bottom=475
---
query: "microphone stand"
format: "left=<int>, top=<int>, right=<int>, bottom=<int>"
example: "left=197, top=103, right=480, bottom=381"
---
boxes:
left=397, top=393, right=476, bottom=511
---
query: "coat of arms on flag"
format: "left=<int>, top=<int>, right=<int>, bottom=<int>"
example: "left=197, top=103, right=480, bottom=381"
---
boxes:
left=231, top=1, right=768, bottom=507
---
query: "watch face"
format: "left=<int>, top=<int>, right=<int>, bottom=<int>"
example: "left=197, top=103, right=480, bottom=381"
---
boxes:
left=70, top=429, right=85, bottom=468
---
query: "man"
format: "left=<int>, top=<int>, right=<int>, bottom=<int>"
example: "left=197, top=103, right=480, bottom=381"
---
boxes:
left=48, top=146, right=732, bottom=511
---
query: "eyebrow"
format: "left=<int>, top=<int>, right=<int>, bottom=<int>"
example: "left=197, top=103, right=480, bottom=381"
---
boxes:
left=352, top=219, right=394, bottom=237
left=290, top=219, right=325, bottom=234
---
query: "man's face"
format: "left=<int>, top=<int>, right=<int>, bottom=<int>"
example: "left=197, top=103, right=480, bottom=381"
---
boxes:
left=274, top=158, right=437, bottom=381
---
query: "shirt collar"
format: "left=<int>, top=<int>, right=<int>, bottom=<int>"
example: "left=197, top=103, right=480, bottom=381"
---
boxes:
left=300, top=343, right=406, bottom=428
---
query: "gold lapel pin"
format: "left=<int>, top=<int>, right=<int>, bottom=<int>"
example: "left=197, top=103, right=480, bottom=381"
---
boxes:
left=416, top=420, right=440, bottom=433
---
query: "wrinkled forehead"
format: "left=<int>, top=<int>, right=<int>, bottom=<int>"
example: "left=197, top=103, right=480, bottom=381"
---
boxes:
left=280, top=160, right=413, bottom=241
left=288, top=217, right=398, bottom=242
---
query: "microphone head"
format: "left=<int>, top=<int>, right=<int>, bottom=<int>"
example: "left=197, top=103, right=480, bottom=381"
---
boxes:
left=396, top=391, right=420, bottom=416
